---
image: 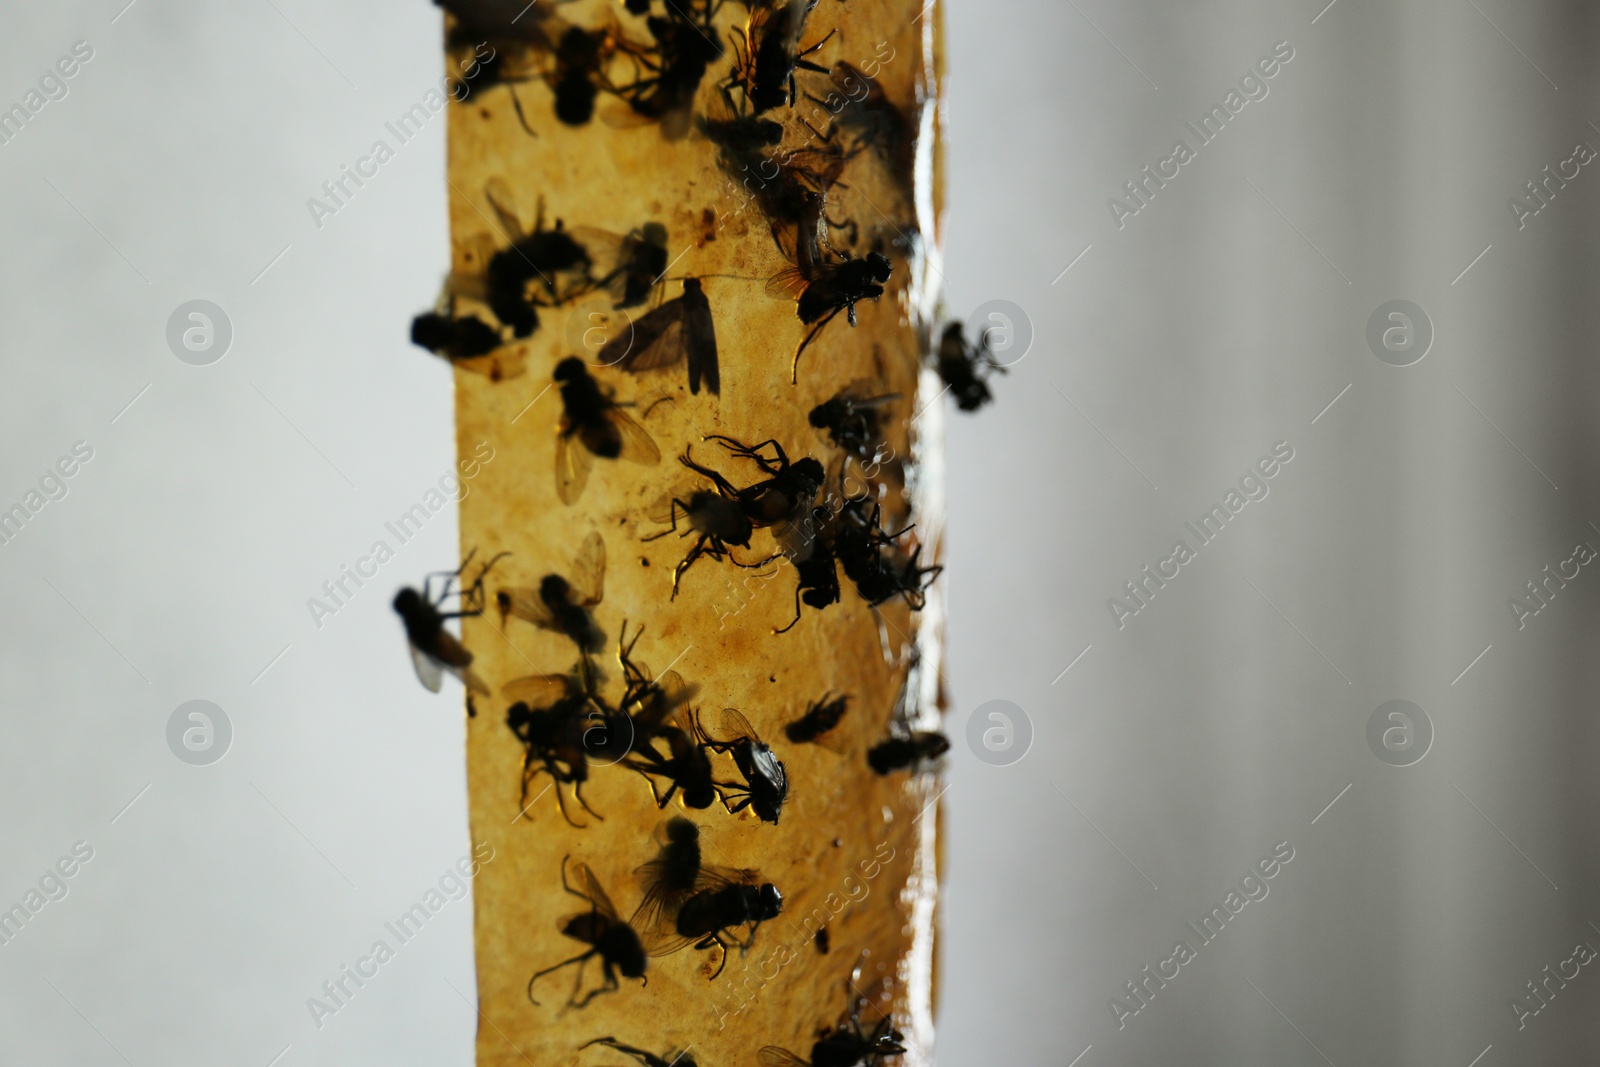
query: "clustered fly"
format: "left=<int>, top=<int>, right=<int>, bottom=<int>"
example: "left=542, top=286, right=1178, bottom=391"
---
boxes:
left=932, top=320, right=1006, bottom=411
left=554, top=357, right=662, bottom=505
left=636, top=817, right=783, bottom=979
left=529, top=857, right=648, bottom=1007
left=393, top=548, right=508, bottom=696
left=759, top=981, right=907, bottom=1067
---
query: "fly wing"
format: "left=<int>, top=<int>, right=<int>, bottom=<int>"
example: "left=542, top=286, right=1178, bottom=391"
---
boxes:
left=685, top=286, right=719, bottom=395
left=568, top=861, right=622, bottom=924
left=565, top=226, right=628, bottom=277
left=503, top=673, right=576, bottom=706
left=606, top=408, right=662, bottom=467
left=410, top=644, right=445, bottom=693
left=716, top=707, right=760, bottom=743
left=483, top=177, right=526, bottom=241
left=450, top=663, right=492, bottom=696
left=430, top=627, right=476, bottom=670
left=757, top=1048, right=811, bottom=1067
left=555, top=431, right=594, bottom=505
left=498, top=586, right=561, bottom=629
left=772, top=515, right=819, bottom=562
left=766, top=266, right=809, bottom=302
left=569, top=530, right=607, bottom=606
left=604, top=298, right=688, bottom=372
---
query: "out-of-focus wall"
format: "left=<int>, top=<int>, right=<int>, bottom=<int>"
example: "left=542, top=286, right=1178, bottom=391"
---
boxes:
left=938, top=2, right=1600, bottom=1065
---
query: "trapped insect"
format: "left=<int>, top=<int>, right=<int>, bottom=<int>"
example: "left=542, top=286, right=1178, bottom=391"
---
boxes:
left=769, top=251, right=893, bottom=382
left=597, top=278, right=720, bottom=395
left=726, top=0, right=834, bottom=114
left=660, top=866, right=783, bottom=979
left=633, top=817, right=704, bottom=931
left=626, top=714, right=719, bottom=811
left=393, top=548, right=508, bottom=695
left=553, top=357, right=662, bottom=505
left=647, top=436, right=825, bottom=594
left=498, top=530, right=607, bottom=653
left=703, top=708, right=789, bottom=824
left=834, top=499, right=941, bottom=611
left=808, top=382, right=898, bottom=461
left=528, top=857, right=647, bottom=1007
left=866, top=730, right=949, bottom=775
left=483, top=180, right=595, bottom=337
left=758, top=983, right=907, bottom=1067
left=784, top=692, right=849, bottom=745
left=581, top=1036, right=701, bottom=1067
left=932, top=320, right=1006, bottom=411
left=635, top=817, right=783, bottom=979
left=504, top=675, right=607, bottom=826
left=611, top=0, right=725, bottom=137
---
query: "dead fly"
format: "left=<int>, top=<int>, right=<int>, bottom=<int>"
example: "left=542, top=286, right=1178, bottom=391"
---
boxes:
left=553, top=357, right=662, bottom=505
left=697, top=111, right=785, bottom=155
left=660, top=868, right=783, bottom=979
left=703, top=708, right=789, bottom=824
left=807, top=61, right=910, bottom=185
left=635, top=817, right=782, bottom=979
left=582, top=1037, right=700, bottom=1067
left=587, top=222, right=671, bottom=310
left=393, top=549, right=508, bottom=696
left=504, top=675, right=604, bottom=825
left=643, top=466, right=758, bottom=598
left=626, top=714, right=719, bottom=811
left=784, top=692, right=849, bottom=745
left=408, top=309, right=529, bottom=382
left=597, top=278, right=720, bottom=395
left=410, top=310, right=499, bottom=361
left=866, top=730, right=948, bottom=775
left=538, top=22, right=618, bottom=126
left=617, top=625, right=698, bottom=739
left=759, top=986, right=906, bottom=1067
left=529, top=857, right=648, bottom=1007
left=484, top=180, right=594, bottom=337
left=727, top=0, right=833, bottom=114
left=777, top=528, right=842, bottom=632
left=808, top=383, right=898, bottom=461
left=612, top=2, right=726, bottom=137
left=768, top=251, right=893, bottom=382
left=633, top=817, right=705, bottom=931
left=696, top=436, right=826, bottom=557
left=834, top=498, right=940, bottom=611
left=932, top=320, right=1005, bottom=412
left=497, top=530, right=607, bottom=653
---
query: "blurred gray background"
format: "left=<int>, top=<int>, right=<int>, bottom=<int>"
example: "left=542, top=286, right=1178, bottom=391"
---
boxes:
left=2, top=0, right=1598, bottom=1064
